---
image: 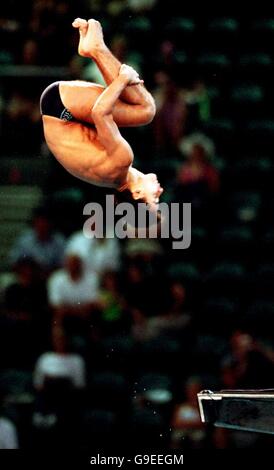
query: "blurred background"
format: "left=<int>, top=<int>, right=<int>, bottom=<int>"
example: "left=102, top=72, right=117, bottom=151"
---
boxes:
left=1, top=0, right=274, bottom=451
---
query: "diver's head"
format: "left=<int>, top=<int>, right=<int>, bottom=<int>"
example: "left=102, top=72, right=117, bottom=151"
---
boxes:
left=128, top=172, right=163, bottom=211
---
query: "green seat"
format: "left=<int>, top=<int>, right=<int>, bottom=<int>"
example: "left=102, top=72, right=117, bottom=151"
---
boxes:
left=194, top=334, right=228, bottom=360
left=251, top=18, right=274, bottom=33
left=173, top=50, right=188, bottom=65
left=245, top=300, right=274, bottom=337
left=231, top=85, right=264, bottom=103
left=0, top=50, right=14, bottom=64
left=203, top=297, right=238, bottom=315
left=233, top=157, right=272, bottom=172
left=204, top=118, right=235, bottom=148
left=90, top=371, right=128, bottom=410
left=238, top=53, right=272, bottom=67
left=256, top=263, right=274, bottom=283
left=168, top=262, right=200, bottom=284
left=198, top=297, right=239, bottom=335
left=208, top=17, right=239, bottom=33
left=137, top=373, right=172, bottom=393
left=100, top=335, right=134, bottom=371
left=129, top=408, right=165, bottom=446
left=204, top=263, right=246, bottom=300
left=81, top=409, right=117, bottom=447
left=0, top=369, right=33, bottom=397
left=219, top=226, right=253, bottom=244
left=228, top=190, right=262, bottom=222
left=212, top=262, right=245, bottom=278
left=247, top=119, right=274, bottom=134
left=50, top=187, right=84, bottom=204
left=102, top=334, right=134, bottom=354
left=208, top=86, right=221, bottom=100
left=196, top=52, right=231, bottom=68
left=206, top=262, right=246, bottom=281
left=262, top=228, right=274, bottom=244
left=216, top=226, right=254, bottom=260
left=205, top=117, right=235, bottom=133
left=224, top=158, right=272, bottom=192
left=123, top=16, right=151, bottom=33
left=165, top=17, right=196, bottom=34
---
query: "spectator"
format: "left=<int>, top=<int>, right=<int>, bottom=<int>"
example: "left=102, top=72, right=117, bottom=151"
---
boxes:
left=47, top=252, right=100, bottom=334
left=221, top=331, right=274, bottom=389
left=0, top=417, right=18, bottom=449
left=1, top=90, right=41, bottom=155
left=9, top=206, right=65, bottom=275
left=32, top=326, right=86, bottom=449
left=184, top=80, right=211, bottom=127
left=177, top=133, right=219, bottom=193
left=171, top=376, right=206, bottom=449
left=1, top=257, right=49, bottom=366
left=131, top=281, right=190, bottom=342
left=97, top=271, right=129, bottom=335
left=0, top=389, right=18, bottom=449
left=174, top=133, right=220, bottom=224
left=33, top=326, right=86, bottom=391
left=123, top=261, right=168, bottom=316
left=4, top=257, right=48, bottom=318
left=21, top=37, right=39, bottom=65
left=153, top=71, right=187, bottom=155
left=65, top=229, right=121, bottom=279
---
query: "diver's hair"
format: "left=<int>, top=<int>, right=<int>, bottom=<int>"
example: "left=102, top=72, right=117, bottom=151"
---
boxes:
left=114, top=188, right=162, bottom=233
left=115, top=187, right=146, bottom=207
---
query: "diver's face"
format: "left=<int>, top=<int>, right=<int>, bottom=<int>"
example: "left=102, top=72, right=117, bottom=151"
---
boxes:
left=141, top=173, right=163, bottom=208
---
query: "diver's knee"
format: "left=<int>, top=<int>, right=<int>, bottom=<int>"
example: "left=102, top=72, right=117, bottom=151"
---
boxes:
left=142, top=99, right=156, bottom=124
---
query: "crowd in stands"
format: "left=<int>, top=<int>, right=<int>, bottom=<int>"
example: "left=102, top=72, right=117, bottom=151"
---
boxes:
left=1, top=1, right=274, bottom=451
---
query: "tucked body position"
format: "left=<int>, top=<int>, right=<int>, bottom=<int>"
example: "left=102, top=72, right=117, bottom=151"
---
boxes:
left=40, top=19, right=163, bottom=210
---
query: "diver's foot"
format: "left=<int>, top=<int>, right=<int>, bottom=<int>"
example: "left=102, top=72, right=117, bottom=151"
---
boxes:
left=72, top=18, right=90, bottom=57
left=73, top=18, right=106, bottom=57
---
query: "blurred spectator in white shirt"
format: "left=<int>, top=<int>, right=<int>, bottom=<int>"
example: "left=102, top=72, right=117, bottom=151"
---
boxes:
left=48, top=253, right=100, bottom=332
left=0, top=417, right=19, bottom=449
left=33, top=327, right=86, bottom=391
left=65, top=230, right=121, bottom=279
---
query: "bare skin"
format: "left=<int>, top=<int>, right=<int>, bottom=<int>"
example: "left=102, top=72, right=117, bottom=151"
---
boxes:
left=42, top=19, right=163, bottom=207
